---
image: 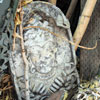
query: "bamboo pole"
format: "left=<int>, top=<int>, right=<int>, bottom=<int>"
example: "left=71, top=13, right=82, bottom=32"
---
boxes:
left=66, top=0, right=78, bottom=19
left=73, top=0, right=97, bottom=50
left=48, top=0, right=57, bottom=5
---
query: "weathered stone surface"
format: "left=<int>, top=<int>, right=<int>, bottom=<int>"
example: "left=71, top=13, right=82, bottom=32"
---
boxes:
left=9, top=1, right=79, bottom=100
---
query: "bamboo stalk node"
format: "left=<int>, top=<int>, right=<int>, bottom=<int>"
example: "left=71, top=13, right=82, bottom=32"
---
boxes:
left=73, top=0, right=97, bottom=50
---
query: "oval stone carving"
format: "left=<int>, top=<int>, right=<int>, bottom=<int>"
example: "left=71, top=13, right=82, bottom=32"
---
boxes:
left=9, top=1, right=79, bottom=100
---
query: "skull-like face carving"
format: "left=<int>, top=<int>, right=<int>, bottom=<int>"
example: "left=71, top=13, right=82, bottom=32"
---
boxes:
left=24, top=24, right=72, bottom=80
left=25, top=32, right=56, bottom=75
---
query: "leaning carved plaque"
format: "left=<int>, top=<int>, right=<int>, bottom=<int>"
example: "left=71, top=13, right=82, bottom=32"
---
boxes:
left=9, top=1, right=79, bottom=100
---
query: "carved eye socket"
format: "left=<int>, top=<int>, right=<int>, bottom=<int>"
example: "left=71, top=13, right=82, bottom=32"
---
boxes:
left=63, top=23, right=67, bottom=26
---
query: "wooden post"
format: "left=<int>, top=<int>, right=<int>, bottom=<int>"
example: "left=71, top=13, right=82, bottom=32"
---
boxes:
left=48, top=0, right=57, bottom=5
left=66, top=0, right=78, bottom=19
left=73, top=0, right=97, bottom=50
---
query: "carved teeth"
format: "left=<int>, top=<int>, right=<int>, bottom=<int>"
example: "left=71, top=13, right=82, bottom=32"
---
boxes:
left=40, top=86, right=46, bottom=94
left=65, top=85, right=71, bottom=90
left=52, top=83, right=59, bottom=89
left=65, top=83, right=69, bottom=87
left=36, top=84, right=44, bottom=93
left=57, top=77, right=64, bottom=83
left=50, top=86, right=57, bottom=92
left=54, top=79, right=62, bottom=86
